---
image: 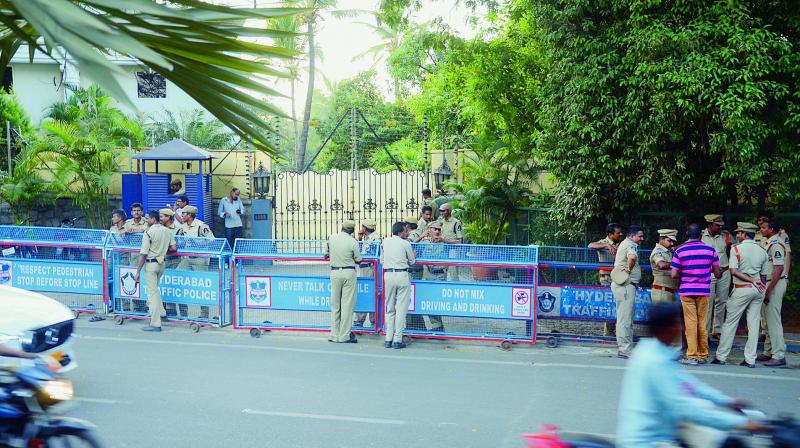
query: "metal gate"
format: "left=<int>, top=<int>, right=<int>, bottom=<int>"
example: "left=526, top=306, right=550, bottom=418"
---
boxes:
left=273, top=169, right=426, bottom=240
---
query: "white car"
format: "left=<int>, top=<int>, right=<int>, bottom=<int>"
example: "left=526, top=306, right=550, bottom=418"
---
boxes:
left=0, top=285, right=77, bottom=371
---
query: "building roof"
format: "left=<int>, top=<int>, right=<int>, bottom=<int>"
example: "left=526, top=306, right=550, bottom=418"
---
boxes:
left=132, top=139, right=216, bottom=161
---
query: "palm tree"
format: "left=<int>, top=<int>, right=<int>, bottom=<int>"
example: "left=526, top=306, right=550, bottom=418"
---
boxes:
left=353, top=14, right=406, bottom=101
left=0, top=0, right=303, bottom=154
left=30, top=86, right=144, bottom=228
left=145, top=109, right=236, bottom=149
left=270, top=14, right=305, bottom=163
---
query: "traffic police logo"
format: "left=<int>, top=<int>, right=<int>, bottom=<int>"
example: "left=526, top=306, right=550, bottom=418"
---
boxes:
left=245, top=276, right=272, bottom=307
left=119, top=269, right=139, bottom=298
left=538, top=291, right=556, bottom=313
left=0, top=260, right=12, bottom=285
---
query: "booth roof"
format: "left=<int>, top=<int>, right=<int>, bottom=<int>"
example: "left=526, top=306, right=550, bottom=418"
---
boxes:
left=132, top=139, right=217, bottom=160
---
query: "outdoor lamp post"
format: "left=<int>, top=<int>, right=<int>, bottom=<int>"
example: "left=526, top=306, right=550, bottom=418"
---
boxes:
left=252, top=161, right=271, bottom=199
left=434, top=157, right=452, bottom=192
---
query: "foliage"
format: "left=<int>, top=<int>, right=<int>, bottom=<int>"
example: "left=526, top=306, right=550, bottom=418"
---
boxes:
left=387, top=20, right=463, bottom=88
left=29, top=86, right=144, bottom=228
left=0, top=146, right=57, bottom=225
left=521, top=0, right=800, bottom=232
left=312, top=71, right=417, bottom=172
left=144, top=109, right=236, bottom=150
left=0, top=0, right=303, bottom=153
left=0, top=88, right=35, bottom=171
left=369, top=136, right=424, bottom=173
left=448, top=137, right=537, bottom=245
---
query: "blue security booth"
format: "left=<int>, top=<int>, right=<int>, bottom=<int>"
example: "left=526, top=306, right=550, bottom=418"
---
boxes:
left=123, top=139, right=215, bottom=223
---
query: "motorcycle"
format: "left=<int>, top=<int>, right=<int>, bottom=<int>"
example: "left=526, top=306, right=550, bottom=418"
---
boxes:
left=523, top=412, right=800, bottom=448
left=55, top=218, right=88, bottom=262
left=0, top=359, right=101, bottom=447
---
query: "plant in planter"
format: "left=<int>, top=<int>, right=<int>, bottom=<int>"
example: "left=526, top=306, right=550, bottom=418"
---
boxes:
left=447, top=138, right=539, bottom=280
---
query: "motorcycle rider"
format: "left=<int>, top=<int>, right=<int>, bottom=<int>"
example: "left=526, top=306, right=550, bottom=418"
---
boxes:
left=617, top=302, right=766, bottom=448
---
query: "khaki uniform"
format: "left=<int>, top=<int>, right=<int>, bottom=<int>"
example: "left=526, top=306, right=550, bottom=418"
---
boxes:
left=701, top=229, right=732, bottom=335
left=124, top=218, right=148, bottom=234
left=176, top=218, right=213, bottom=318
left=419, top=238, right=446, bottom=331
left=611, top=237, right=640, bottom=354
left=756, top=229, right=790, bottom=336
left=381, top=235, right=416, bottom=343
left=140, top=224, right=176, bottom=328
left=109, top=224, right=125, bottom=239
left=410, top=218, right=430, bottom=242
left=594, top=237, right=620, bottom=286
left=649, top=243, right=678, bottom=304
left=715, top=239, right=769, bottom=364
left=438, top=216, right=465, bottom=280
left=324, top=232, right=362, bottom=342
left=354, top=231, right=380, bottom=327
left=762, top=235, right=788, bottom=360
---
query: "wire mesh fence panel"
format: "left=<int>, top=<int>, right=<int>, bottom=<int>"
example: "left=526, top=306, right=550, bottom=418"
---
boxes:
left=233, top=239, right=380, bottom=333
left=0, top=225, right=107, bottom=313
left=107, top=234, right=232, bottom=327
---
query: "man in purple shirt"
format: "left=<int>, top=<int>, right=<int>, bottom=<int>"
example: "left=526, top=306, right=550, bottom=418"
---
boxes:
left=671, top=224, right=722, bottom=365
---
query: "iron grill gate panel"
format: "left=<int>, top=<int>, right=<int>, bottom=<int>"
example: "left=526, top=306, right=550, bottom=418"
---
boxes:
left=274, top=169, right=426, bottom=240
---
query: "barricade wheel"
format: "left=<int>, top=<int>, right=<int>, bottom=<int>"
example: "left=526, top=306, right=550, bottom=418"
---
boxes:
left=190, top=323, right=201, bottom=333
left=250, top=328, right=261, bottom=338
left=73, top=311, right=81, bottom=319
left=546, top=336, right=559, bottom=348
left=114, top=316, right=124, bottom=325
left=402, top=335, right=412, bottom=344
left=500, top=340, right=513, bottom=351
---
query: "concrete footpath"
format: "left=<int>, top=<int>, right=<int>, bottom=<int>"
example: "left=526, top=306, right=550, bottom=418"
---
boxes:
left=64, top=318, right=800, bottom=448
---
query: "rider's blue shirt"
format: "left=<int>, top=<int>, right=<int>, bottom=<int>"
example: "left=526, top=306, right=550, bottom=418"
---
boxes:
left=617, top=338, right=747, bottom=448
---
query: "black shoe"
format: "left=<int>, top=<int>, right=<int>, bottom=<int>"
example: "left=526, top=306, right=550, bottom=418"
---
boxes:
left=142, top=325, right=162, bottom=332
left=393, top=342, right=406, bottom=349
left=710, top=358, right=726, bottom=365
left=739, top=360, right=755, bottom=368
left=341, top=339, right=358, bottom=344
left=384, top=341, right=393, bottom=349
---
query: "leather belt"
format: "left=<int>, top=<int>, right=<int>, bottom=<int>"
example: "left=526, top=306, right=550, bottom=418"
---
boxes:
left=652, top=284, right=676, bottom=293
left=734, top=284, right=752, bottom=288
left=145, top=258, right=160, bottom=263
left=331, top=266, right=355, bottom=270
left=385, top=268, right=408, bottom=272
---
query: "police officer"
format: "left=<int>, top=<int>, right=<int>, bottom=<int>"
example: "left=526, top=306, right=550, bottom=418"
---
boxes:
left=702, top=214, right=732, bottom=340
left=123, top=202, right=148, bottom=234
left=134, top=209, right=176, bottom=332
left=382, top=222, right=416, bottom=349
left=324, top=220, right=361, bottom=343
left=712, top=222, right=769, bottom=368
left=610, top=226, right=644, bottom=359
left=158, top=209, right=181, bottom=318
left=650, top=229, right=678, bottom=304
left=420, top=221, right=445, bottom=331
left=353, top=219, right=380, bottom=328
left=109, top=209, right=127, bottom=239
left=437, top=203, right=463, bottom=244
left=754, top=211, right=791, bottom=342
left=590, top=223, right=624, bottom=336
left=177, top=205, right=213, bottom=319
left=756, top=220, right=788, bottom=367
left=410, top=206, right=434, bottom=242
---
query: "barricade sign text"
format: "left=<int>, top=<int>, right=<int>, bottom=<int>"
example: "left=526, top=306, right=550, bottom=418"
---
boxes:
left=240, top=275, right=376, bottom=312
left=0, top=259, right=103, bottom=294
left=536, top=284, right=652, bottom=322
left=409, top=280, right=533, bottom=320
left=117, top=267, right=220, bottom=306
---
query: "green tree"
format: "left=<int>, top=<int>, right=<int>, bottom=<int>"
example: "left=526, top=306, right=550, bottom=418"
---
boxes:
left=0, top=146, right=57, bottom=225
left=522, top=0, right=800, bottom=231
left=0, top=0, right=303, bottom=153
left=30, top=86, right=144, bottom=228
left=0, top=88, right=35, bottom=171
left=312, top=71, right=417, bottom=172
left=145, top=109, right=236, bottom=150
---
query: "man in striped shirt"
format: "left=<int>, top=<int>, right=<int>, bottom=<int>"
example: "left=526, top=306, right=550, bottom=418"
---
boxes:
left=671, top=224, right=722, bottom=365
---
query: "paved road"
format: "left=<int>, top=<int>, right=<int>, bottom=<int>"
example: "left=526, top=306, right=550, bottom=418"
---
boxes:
left=65, top=320, right=800, bottom=448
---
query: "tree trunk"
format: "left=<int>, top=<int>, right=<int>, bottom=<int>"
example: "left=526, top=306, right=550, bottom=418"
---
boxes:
left=290, top=77, right=300, bottom=163
left=296, top=15, right=316, bottom=172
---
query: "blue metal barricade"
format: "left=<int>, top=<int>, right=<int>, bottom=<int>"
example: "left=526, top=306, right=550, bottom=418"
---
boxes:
left=0, top=225, right=108, bottom=315
left=106, top=233, right=232, bottom=331
left=400, top=243, right=538, bottom=347
left=233, top=239, right=380, bottom=335
left=536, top=246, right=655, bottom=346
